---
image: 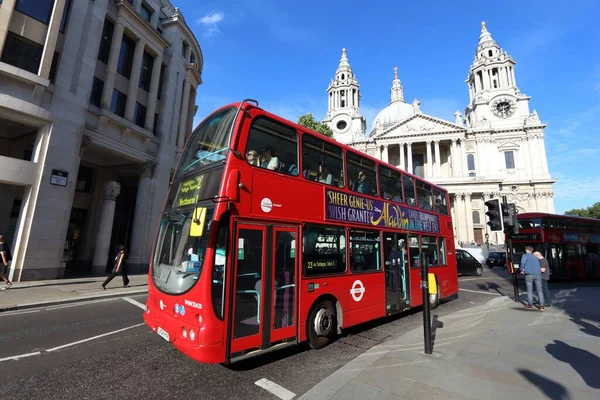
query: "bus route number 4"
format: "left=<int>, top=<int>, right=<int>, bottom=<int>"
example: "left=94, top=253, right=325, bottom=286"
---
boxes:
left=350, top=280, right=365, bottom=302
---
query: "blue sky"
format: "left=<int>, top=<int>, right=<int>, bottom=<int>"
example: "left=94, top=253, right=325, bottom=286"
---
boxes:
left=179, top=0, right=600, bottom=214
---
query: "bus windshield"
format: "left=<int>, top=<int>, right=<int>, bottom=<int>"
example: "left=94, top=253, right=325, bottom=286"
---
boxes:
left=175, top=106, right=237, bottom=180
left=152, top=207, right=216, bottom=295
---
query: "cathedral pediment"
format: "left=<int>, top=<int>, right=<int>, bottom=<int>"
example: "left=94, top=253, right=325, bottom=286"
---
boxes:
left=373, top=114, right=467, bottom=138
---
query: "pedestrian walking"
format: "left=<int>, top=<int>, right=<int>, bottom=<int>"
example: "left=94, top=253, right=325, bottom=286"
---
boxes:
left=534, top=251, right=552, bottom=307
left=520, top=246, right=544, bottom=310
left=0, top=235, right=13, bottom=289
left=102, top=244, right=130, bottom=289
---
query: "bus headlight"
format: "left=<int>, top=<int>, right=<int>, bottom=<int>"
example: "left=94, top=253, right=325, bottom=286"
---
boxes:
left=189, top=329, right=196, bottom=341
left=197, top=314, right=203, bottom=324
left=181, top=327, right=188, bottom=339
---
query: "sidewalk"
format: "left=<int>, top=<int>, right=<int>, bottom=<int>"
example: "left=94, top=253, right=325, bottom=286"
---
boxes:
left=0, top=274, right=148, bottom=312
left=300, top=285, right=600, bottom=400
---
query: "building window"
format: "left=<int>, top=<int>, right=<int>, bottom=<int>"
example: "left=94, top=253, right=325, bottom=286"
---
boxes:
left=347, top=151, right=377, bottom=196
left=472, top=211, right=481, bottom=224
left=349, top=229, right=381, bottom=272
left=140, top=3, right=152, bottom=22
left=139, top=51, right=154, bottom=91
left=0, top=31, right=43, bottom=74
left=117, top=35, right=136, bottom=79
left=89, top=77, right=104, bottom=107
left=126, top=0, right=133, bottom=4
left=182, top=40, right=188, bottom=60
left=467, top=154, right=475, bottom=171
left=505, top=151, right=515, bottom=169
left=245, top=117, right=298, bottom=175
left=302, top=134, right=343, bottom=185
left=153, top=113, right=159, bottom=136
left=190, top=52, right=196, bottom=66
left=60, top=0, right=73, bottom=33
left=303, top=224, right=346, bottom=276
left=97, top=19, right=114, bottom=64
left=379, top=165, right=403, bottom=203
left=49, top=52, right=60, bottom=84
left=15, top=0, right=55, bottom=25
left=157, top=64, right=165, bottom=99
left=134, top=103, right=147, bottom=127
left=110, top=89, right=127, bottom=117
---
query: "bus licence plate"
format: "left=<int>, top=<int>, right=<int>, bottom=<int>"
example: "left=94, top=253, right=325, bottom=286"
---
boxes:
left=157, top=327, right=170, bottom=342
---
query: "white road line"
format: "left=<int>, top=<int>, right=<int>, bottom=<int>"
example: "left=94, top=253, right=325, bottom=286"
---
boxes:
left=459, top=288, right=502, bottom=296
left=0, top=351, right=41, bottom=362
left=122, top=297, right=146, bottom=310
left=46, top=298, right=117, bottom=311
left=460, top=277, right=509, bottom=282
left=46, top=323, right=145, bottom=352
left=0, top=309, right=41, bottom=317
left=255, top=378, right=296, bottom=400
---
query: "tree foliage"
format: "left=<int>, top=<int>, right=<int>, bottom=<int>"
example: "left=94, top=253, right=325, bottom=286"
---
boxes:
left=297, top=113, right=333, bottom=138
left=564, top=202, right=600, bottom=219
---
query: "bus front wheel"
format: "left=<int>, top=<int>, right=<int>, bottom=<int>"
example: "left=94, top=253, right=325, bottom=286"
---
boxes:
left=307, top=299, right=336, bottom=349
left=429, top=283, right=440, bottom=310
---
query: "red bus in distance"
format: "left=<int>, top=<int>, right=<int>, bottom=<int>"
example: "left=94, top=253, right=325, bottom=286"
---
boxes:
left=510, top=212, right=600, bottom=280
left=143, top=100, right=459, bottom=364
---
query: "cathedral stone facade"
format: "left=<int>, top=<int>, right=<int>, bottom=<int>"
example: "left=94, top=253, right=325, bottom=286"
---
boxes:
left=323, top=22, right=555, bottom=246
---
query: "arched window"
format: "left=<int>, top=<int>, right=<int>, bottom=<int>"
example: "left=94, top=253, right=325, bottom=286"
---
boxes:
left=488, top=50, right=493, bottom=57
left=467, top=154, right=475, bottom=171
left=472, top=211, right=481, bottom=224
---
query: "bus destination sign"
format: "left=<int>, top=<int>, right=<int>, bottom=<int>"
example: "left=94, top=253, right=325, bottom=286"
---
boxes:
left=325, top=188, right=440, bottom=233
left=174, top=175, right=205, bottom=208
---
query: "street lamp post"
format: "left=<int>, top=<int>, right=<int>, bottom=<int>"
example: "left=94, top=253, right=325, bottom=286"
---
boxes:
left=485, top=232, right=489, bottom=250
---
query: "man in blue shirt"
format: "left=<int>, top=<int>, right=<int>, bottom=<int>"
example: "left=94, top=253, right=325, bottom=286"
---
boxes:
left=520, top=246, right=544, bottom=310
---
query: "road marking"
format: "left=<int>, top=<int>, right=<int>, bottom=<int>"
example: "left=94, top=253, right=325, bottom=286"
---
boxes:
left=0, top=351, right=41, bottom=362
left=0, top=309, right=41, bottom=317
left=46, top=323, right=145, bottom=352
left=122, top=297, right=146, bottom=310
left=255, top=378, right=296, bottom=400
left=459, top=288, right=502, bottom=296
left=460, top=277, right=509, bottom=282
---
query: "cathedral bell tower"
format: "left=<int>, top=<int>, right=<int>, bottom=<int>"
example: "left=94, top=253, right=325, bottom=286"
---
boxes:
left=464, top=22, right=533, bottom=129
left=323, top=48, right=366, bottom=144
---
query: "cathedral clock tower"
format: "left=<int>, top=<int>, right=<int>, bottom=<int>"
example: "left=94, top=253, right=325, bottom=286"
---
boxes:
left=323, top=48, right=366, bottom=144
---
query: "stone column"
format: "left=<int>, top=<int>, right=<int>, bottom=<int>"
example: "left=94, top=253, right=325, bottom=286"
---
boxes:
left=145, top=54, right=163, bottom=130
left=0, top=0, right=17, bottom=55
left=127, top=162, right=156, bottom=271
left=538, top=134, right=549, bottom=175
left=425, top=140, right=432, bottom=178
left=407, top=142, right=413, bottom=175
left=101, top=21, right=125, bottom=110
left=92, top=181, right=121, bottom=274
left=125, top=39, right=147, bottom=121
left=38, top=0, right=67, bottom=78
left=511, top=67, right=516, bottom=87
left=434, top=140, right=441, bottom=177
left=450, top=139, right=458, bottom=177
left=464, top=193, right=473, bottom=243
left=460, top=140, right=468, bottom=176
left=381, top=144, right=389, bottom=163
left=452, top=193, right=461, bottom=243
left=399, top=143, right=405, bottom=171
left=177, top=78, right=191, bottom=148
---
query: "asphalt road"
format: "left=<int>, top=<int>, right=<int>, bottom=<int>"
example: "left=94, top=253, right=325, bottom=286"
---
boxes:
left=0, top=268, right=517, bottom=400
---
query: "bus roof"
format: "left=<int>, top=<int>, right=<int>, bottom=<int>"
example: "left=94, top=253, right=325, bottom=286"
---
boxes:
left=518, top=212, right=600, bottom=224
left=211, top=100, right=450, bottom=195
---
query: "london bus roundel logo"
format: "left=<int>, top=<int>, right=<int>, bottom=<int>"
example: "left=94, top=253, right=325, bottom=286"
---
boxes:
left=350, top=280, right=365, bottom=302
left=260, top=198, right=273, bottom=213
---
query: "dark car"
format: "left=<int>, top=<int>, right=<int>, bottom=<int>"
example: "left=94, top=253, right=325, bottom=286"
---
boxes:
left=456, top=249, right=483, bottom=276
left=486, top=251, right=506, bottom=269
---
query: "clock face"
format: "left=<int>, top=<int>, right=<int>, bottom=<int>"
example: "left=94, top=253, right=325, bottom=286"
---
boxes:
left=492, top=98, right=516, bottom=118
left=336, top=120, right=348, bottom=131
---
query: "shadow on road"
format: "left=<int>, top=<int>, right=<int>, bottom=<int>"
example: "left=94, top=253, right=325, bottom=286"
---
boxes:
left=546, top=340, right=600, bottom=390
left=518, top=369, right=570, bottom=400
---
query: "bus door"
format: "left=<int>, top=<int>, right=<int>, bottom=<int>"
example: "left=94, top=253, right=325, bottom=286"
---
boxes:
left=382, top=232, right=410, bottom=314
left=228, top=223, right=298, bottom=357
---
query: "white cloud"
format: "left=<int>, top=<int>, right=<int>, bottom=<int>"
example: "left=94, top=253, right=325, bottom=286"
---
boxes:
left=197, top=11, right=225, bottom=37
left=551, top=174, right=600, bottom=213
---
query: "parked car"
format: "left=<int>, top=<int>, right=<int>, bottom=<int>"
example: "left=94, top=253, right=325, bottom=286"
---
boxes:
left=486, top=251, right=506, bottom=269
left=456, top=249, right=484, bottom=276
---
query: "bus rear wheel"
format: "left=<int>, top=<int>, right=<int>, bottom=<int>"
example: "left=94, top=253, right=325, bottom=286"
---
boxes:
left=429, top=283, right=440, bottom=310
left=307, top=300, right=336, bottom=350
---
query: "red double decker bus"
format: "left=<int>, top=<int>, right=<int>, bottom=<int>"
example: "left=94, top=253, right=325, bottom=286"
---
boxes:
left=143, top=100, right=459, bottom=364
left=511, top=212, right=600, bottom=280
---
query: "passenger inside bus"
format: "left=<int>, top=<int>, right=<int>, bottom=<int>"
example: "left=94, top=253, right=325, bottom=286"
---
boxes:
left=259, top=147, right=280, bottom=171
left=356, top=171, right=372, bottom=195
left=317, top=161, right=333, bottom=184
left=246, top=150, right=259, bottom=166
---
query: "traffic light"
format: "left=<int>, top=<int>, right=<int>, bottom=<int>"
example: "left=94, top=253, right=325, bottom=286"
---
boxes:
left=506, top=203, right=519, bottom=235
left=484, top=198, right=504, bottom=231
